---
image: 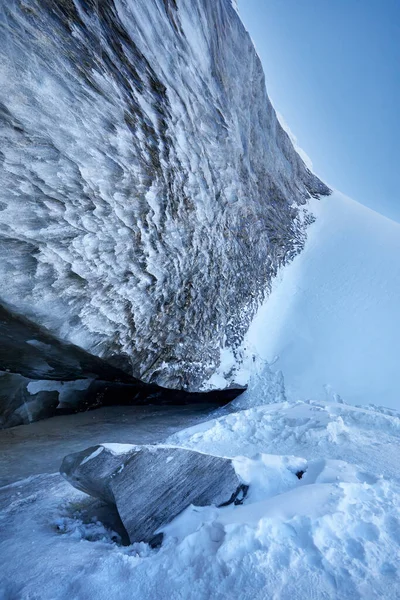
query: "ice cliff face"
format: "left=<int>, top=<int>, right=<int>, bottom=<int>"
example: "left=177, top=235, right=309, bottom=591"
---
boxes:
left=0, top=0, right=329, bottom=390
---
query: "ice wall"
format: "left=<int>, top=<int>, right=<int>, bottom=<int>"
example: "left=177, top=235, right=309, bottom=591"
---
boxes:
left=0, top=0, right=329, bottom=389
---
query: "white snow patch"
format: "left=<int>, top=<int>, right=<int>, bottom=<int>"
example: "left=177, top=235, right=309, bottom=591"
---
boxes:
left=101, top=443, right=139, bottom=455
left=230, top=0, right=240, bottom=15
left=276, top=111, right=314, bottom=170
left=203, top=347, right=237, bottom=390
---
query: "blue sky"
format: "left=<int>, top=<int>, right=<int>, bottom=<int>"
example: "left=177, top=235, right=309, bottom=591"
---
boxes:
left=238, top=0, right=400, bottom=222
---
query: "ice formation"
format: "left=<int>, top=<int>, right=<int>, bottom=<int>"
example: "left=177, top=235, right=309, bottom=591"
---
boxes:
left=0, top=0, right=329, bottom=390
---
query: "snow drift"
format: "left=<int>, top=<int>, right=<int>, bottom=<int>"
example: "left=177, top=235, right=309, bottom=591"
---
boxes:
left=245, top=191, right=400, bottom=409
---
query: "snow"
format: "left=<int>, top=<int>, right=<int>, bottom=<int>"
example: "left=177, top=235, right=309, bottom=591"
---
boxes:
left=102, top=443, right=140, bottom=456
left=203, top=347, right=238, bottom=390
left=244, top=191, right=400, bottom=409
left=2, top=394, right=400, bottom=599
left=168, top=400, right=400, bottom=483
left=276, top=111, right=314, bottom=170
left=230, top=0, right=240, bottom=15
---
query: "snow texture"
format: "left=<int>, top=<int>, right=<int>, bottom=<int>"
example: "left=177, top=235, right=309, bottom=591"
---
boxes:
left=244, top=191, right=400, bottom=408
left=0, top=0, right=328, bottom=390
left=2, top=397, right=400, bottom=599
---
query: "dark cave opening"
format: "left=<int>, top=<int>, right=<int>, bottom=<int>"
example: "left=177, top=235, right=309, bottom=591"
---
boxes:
left=0, top=304, right=246, bottom=429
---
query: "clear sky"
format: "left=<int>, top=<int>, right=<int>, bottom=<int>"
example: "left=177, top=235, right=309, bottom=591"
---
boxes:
left=238, top=0, right=400, bottom=222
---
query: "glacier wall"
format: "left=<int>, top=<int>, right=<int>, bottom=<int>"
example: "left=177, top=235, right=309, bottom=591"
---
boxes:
left=0, top=0, right=329, bottom=390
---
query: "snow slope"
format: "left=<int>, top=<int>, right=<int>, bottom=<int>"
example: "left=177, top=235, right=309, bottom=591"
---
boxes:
left=245, top=191, right=400, bottom=409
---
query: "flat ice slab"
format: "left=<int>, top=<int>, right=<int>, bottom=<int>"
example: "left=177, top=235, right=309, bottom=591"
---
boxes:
left=61, top=444, right=244, bottom=545
left=0, top=404, right=222, bottom=487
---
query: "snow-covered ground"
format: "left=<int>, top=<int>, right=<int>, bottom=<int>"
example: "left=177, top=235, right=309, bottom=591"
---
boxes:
left=2, top=191, right=400, bottom=598
left=2, top=396, right=400, bottom=599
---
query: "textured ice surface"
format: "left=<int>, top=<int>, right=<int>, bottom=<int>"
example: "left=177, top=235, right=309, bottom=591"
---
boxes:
left=0, top=0, right=329, bottom=390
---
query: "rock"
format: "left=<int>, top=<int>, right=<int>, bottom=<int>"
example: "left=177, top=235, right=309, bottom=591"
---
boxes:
left=61, top=444, right=247, bottom=545
left=0, top=372, right=59, bottom=428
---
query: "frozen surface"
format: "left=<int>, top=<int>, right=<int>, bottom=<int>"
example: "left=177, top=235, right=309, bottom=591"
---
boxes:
left=0, top=404, right=221, bottom=487
left=245, top=191, right=400, bottom=408
left=2, top=398, right=400, bottom=599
